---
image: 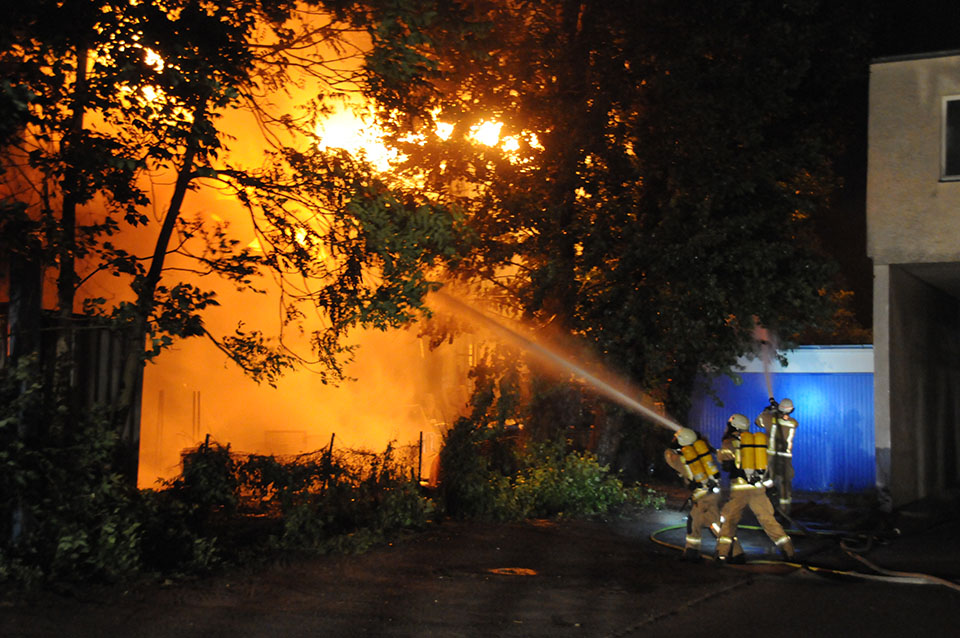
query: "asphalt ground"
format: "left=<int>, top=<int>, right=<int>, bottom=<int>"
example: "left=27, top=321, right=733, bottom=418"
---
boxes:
left=620, top=486, right=960, bottom=636
left=2, top=485, right=959, bottom=637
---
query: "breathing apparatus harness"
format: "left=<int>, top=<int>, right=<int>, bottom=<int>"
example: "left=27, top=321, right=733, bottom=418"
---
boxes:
left=673, top=432, right=720, bottom=503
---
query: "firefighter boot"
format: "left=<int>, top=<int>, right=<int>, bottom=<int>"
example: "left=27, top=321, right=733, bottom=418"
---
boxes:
left=778, top=538, right=796, bottom=561
left=681, top=548, right=703, bottom=563
left=727, top=551, right=746, bottom=565
left=714, top=541, right=745, bottom=566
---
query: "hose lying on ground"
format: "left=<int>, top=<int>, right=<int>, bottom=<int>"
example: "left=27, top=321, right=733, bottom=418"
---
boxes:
left=839, top=539, right=960, bottom=592
left=648, top=523, right=960, bottom=591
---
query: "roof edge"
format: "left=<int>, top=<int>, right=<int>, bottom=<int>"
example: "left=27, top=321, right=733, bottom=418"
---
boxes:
left=872, top=49, right=960, bottom=65
left=735, top=345, right=874, bottom=374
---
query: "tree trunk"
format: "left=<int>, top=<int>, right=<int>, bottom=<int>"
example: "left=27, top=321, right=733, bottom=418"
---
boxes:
left=537, top=0, right=588, bottom=330
left=7, top=251, right=43, bottom=545
left=112, top=101, right=208, bottom=483
left=52, top=44, right=89, bottom=417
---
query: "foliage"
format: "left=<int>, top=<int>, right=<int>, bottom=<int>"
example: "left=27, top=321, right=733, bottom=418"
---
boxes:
left=1, top=354, right=659, bottom=589
left=168, top=440, right=435, bottom=556
left=0, top=0, right=465, bottom=476
left=273, top=446, right=435, bottom=553
left=369, top=0, right=871, bottom=425
left=0, top=356, right=433, bottom=586
left=0, top=359, right=148, bottom=583
left=513, top=443, right=638, bottom=518
left=437, top=417, right=518, bottom=520
left=162, top=438, right=240, bottom=532
left=437, top=414, right=663, bottom=522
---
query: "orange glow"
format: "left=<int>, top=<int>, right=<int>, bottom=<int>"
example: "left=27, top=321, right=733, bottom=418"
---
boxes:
left=501, top=136, right=521, bottom=153
left=138, top=321, right=471, bottom=487
left=434, top=120, right=455, bottom=140
left=315, top=107, right=400, bottom=171
left=0, top=10, right=478, bottom=489
left=135, top=110, right=482, bottom=488
left=143, top=48, right=164, bottom=72
left=468, top=120, right=503, bottom=146
left=12, top=14, right=554, bottom=489
left=314, top=107, right=531, bottom=170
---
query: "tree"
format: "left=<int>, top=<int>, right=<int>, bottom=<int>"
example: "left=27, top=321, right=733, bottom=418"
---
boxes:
left=366, top=0, right=868, bottom=448
left=0, top=0, right=462, bottom=480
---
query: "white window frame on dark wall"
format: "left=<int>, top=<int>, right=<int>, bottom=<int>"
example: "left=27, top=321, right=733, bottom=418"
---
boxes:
left=941, top=95, right=960, bottom=180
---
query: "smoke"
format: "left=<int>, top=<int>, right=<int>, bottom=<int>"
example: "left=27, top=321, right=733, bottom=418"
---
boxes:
left=138, top=315, right=469, bottom=486
left=135, top=106, right=474, bottom=487
left=752, top=323, right=779, bottom=401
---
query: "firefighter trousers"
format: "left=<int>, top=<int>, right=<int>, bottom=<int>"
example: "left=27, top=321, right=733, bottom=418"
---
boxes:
left=715, top=485, right=794, bottom=560
left=685, top=491, right=722, bottom=554
left=770, top=456, right=794, bottom=514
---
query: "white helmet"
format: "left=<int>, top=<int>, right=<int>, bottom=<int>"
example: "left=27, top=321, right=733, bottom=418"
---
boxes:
left=778, top=398, right=794, bottom=414
left=675, top=428, right=697, bottom=447
left=728, top=413, right=749, bottom=431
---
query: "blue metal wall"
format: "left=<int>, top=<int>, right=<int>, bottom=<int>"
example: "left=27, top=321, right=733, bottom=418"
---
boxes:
left=687, top=372, right=876, bottom=493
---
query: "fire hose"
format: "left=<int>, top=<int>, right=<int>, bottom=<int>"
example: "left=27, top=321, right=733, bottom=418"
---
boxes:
left=771, top=503, right=960, bottom=590
left=648, top=521, right=960, bottom=591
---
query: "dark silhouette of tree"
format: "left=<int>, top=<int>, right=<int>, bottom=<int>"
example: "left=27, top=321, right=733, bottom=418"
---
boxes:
left=367, top=0, right=868, bottom=443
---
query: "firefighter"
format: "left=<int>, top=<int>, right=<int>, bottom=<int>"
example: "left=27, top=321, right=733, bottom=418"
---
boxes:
left=756, top=397, right=798, bottom=514
left=664, top=427, right=729, bottom=562
left=714, top=413, right=796, bottom=564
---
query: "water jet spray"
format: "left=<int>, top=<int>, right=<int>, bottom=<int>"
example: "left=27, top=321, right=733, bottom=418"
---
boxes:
left=430, top=290, right=682, bottom=432
left=753, top=325, right=778, bottom=403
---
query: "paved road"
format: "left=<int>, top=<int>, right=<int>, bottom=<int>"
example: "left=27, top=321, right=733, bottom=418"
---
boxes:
left=2, top=492, right=959, bottom=637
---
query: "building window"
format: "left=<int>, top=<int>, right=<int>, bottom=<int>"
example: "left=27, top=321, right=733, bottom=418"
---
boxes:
left=942, top=97, right=960, bottom=180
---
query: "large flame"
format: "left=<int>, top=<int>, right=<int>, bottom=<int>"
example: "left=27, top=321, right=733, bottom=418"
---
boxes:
left=135, top=101, right=477, bottom=485
left=314, top=104, right=538, bottom=172
left=6, top=18, right=537, bottom=488
left=315, top=107, right=399, bottom=171
left=135, top=55, right=508, bottom=489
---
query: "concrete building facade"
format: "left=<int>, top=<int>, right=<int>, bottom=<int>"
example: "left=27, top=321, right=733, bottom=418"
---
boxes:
left=868, top=51, right=960, bottom=506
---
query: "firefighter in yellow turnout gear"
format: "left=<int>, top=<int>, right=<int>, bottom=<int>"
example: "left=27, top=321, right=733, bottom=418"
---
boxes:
left=714, top=414, right=796, bottom=564
left=756, top=398, right=798, bottom=514
left=664, top=428, right=734, bottom=561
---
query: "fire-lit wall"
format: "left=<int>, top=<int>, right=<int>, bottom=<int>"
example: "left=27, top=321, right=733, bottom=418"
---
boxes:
left=137, top=324, right=474, bottom=488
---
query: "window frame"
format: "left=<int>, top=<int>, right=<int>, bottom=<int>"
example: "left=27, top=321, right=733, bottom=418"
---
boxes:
left=941, top=95, right=960, bottom=181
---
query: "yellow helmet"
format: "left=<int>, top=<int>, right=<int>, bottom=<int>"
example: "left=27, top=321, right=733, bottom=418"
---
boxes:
left=728, top=413, right=749, bottom=431
left=675, top=428, right=697, bottom=447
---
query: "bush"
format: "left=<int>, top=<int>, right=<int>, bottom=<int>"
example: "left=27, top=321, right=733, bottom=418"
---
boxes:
left=437, top=418, right=502, bottom=519
left=0, top=355, right=657, bottom=589
left=437, top=416, right=661, bottom=522
left=136, top=489, right=221, bottom=575
left=275, top=444, right=434, bottom=553
left=1, top=355, right=431, bottom=587
left=162, top=438, right=239, bottom=533
left=0, top=360, right=149, bottom=584
left=513, top=446, right=629, bottom=518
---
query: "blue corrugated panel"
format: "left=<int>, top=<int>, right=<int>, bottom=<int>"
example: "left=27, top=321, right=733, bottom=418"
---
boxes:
left=687, top=372, right=875, bottom=493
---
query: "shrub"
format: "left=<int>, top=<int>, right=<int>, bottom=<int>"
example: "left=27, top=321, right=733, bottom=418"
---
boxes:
left=437, top=417, right=518, bottom=520
left=0, top=379, right=147, bottom=583
left=275, top=444, right=434, bottom=553
left=0, top=357, right=431, bottom=587
left=513, top=446, right=630, bottom=518
left=437, top=416, right=658, bottom=522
